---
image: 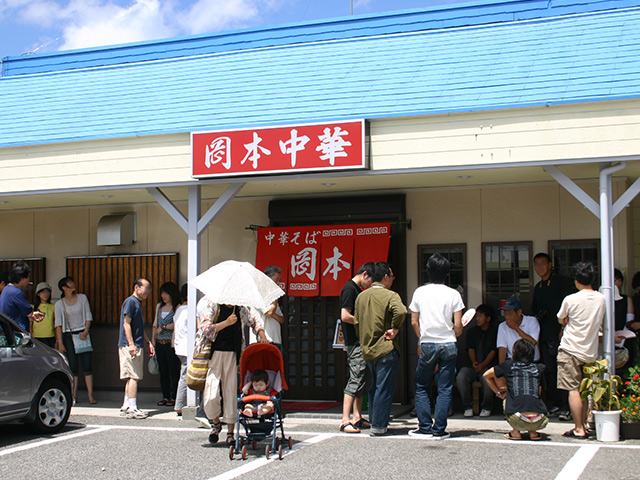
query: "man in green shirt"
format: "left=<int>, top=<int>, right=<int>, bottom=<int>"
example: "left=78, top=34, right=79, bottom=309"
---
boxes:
left=354, top=262, right=407, bottom=436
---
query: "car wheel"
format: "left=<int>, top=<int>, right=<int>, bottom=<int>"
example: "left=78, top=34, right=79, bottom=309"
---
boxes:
left=28, top=379, right=72, bottom=434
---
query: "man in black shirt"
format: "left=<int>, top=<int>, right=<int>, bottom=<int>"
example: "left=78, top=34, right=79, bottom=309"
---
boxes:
left=456, top=304, right=498, bottom=417
left=531, top=253, right=574, bottom=417
left=339, top=262, right=375, bottom=433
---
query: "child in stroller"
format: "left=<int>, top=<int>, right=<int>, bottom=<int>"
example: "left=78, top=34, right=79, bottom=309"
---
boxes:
left=241, top=369, right=278, bottom=417
left=230, top=343, right=292, bottom=461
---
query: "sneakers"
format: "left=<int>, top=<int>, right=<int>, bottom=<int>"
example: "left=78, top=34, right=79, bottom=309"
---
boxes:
left=119, top=406, right=128, bottom=416
left=408, top=429, right=433, bottom=439
left=195, top=416, right=211, bottom=429
left=479, top=409, right=492, bottom=417
left=548, top=406, right=561, bottom=417
left=433, top=432, right=451, bottom=440
left=126, top=408, right=149, bottom=419
left=464, top=409, right=474, bottom=417
left=558, top=411, right=572, bottom=422
left=369, top=429, right=389, bottom=437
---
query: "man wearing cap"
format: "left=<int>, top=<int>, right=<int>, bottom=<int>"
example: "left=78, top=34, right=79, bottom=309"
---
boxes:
left=496, top=297, right=540, bottom=364
left=0, top=261, right=43, bottom=330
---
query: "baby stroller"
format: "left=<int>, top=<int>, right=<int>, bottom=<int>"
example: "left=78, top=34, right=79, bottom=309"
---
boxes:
left=230, top=343, right=292, bottom=460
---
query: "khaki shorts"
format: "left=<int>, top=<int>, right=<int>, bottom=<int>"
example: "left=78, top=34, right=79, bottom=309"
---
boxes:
left=119, top=345, right=144, bottom=380
left=557, top=349, right=592, bottom=391
left=506, top=412, right=549, bottom=432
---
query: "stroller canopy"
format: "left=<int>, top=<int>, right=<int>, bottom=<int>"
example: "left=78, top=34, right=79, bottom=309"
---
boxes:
left=240, top=343, right=288, bottom=392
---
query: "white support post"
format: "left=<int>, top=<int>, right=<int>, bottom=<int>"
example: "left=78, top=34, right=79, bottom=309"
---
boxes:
left=186, top=185, right=201, bottom=407
left=149, top=183, right=246, bottom=407
left=599, top=162, right=626, bottom=374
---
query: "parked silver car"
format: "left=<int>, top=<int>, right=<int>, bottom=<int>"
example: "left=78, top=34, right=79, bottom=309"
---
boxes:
left=0, top=312, right=73, bottom=433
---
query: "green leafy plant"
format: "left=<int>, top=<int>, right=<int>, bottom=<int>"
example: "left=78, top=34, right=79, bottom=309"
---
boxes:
left=579, top=358, right=622, bottom=411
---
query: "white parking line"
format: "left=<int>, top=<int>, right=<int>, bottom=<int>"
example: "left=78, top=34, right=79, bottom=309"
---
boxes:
left=0, top=426, right=110, bottom=457
left=555, top=445, right=601, bottom=480
left=207, top=433, right=334, bottom=480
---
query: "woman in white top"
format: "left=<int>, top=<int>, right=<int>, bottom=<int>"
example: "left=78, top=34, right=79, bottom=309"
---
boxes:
left=172, top=283, right=189, bottom=416
left=54, top=276, right=95, bottom=404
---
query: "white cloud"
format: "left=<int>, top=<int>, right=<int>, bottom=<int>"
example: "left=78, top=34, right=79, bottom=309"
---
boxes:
left=10, top=0, right=287, bottom=52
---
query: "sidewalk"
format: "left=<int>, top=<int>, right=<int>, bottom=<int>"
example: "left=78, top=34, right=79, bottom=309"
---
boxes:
left=69, top=397, right=576, bottom=437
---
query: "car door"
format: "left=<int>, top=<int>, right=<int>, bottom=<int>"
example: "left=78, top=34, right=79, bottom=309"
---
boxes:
left=0, top=315, right=33, bottom=419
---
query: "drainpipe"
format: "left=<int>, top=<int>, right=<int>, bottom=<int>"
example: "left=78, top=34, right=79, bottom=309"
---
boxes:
left=599, top=162, right=626, bottom=374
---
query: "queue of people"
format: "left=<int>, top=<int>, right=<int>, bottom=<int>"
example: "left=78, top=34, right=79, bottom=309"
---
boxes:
left=0, top=254, right=637, bottom=443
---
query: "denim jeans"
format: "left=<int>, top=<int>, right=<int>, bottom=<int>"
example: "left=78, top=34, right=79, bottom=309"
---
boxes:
left=415, top=342, right=457, bottom=434
left=175, top=355, right=188, bottom=411
left=367, top=349, right=399, bottom=432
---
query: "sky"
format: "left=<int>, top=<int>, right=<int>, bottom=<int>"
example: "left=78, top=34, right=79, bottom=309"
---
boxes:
left=0, top=0, right=480, bottom=59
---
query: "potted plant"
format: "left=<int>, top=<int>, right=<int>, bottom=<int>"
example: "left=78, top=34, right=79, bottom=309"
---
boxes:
left=579, top=358, right=622, bottom=442
left=620, top=362, right=640, bottom=439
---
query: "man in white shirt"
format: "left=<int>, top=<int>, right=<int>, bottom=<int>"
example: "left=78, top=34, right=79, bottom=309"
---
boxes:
left=557, top=261, right=605, bottom=439
left=408, top=254, right=464, bottom=440
left=496, top=297, right=541, bottom=364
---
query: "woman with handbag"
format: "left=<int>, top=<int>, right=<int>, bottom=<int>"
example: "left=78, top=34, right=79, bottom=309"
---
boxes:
left=54, top=276, right=96, bottom=404
left=152, top=282, right=182, bottom=407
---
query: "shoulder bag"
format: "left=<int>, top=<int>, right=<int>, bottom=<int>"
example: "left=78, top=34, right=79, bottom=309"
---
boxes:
left=186, top=309, right=219, bottom=391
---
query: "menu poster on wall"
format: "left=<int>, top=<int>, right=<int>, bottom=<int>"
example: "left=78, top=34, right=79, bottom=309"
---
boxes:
left=256, top=223, right=390, bottom=297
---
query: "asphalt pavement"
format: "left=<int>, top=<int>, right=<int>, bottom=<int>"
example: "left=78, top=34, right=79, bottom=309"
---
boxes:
left=1, top=400, right=639, bottom=480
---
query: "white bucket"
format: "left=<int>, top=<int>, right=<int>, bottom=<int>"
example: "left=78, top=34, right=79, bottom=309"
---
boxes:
left=593, top=410, right=621, bottom=442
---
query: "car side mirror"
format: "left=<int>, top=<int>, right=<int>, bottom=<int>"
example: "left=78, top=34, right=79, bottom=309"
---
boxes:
left=14, top=332, right=33, bottom=347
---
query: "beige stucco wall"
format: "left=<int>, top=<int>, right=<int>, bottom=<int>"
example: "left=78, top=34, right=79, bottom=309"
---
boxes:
left=0, top=198, right=269, bottom=295
left=0, top=180, right=634, bottom=304
left=2, top=99, right=640, bottom=195
left=405, top=179, right=631, bottom=307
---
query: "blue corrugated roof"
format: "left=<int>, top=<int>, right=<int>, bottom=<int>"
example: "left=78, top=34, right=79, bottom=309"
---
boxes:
left=1, top=1, right=639, bottom=148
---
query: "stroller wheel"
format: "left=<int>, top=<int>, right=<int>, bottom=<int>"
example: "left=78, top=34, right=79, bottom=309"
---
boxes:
left=228, top=446, right=235, bottom=460
left=288, top=436, right=293, bottom=449
left=278, top=445, right=284, bottom=460
left=275, top=437, right=280, bottom=448
left=264, top=445, right=271, bottom=460
left=242, top=446, right=248, bottom=460
left=240, top=438, right=245, bottom=448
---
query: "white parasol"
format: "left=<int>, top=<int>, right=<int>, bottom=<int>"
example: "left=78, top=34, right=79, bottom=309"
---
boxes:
left=189, top=260, right=285, bottom=308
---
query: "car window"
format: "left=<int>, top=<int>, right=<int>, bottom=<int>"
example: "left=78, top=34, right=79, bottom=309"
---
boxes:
left=0, top=318, right=15, bottom=347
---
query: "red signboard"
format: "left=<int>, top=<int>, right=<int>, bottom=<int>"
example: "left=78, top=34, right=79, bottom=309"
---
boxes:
left=192, top=120, right=365, bottom=178
left=256, top=223, right=390, bottom=297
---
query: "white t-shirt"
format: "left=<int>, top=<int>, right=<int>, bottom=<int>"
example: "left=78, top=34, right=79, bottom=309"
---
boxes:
left=496, top=315, right=541, bottom=361
left=557, top=289, right=605, bottom=363
left=249, top=304, right=283, bottom=344
left=172, top=304, right=189, bottom=357
left=408, top=283, right=464, bottom=343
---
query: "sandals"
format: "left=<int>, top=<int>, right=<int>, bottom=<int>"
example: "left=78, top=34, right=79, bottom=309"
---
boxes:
left=157, top=399, right=169, bottom=406
left=504, top=432, right=522, bottom=440
left=354, top=418, right=371, bottom=429
left=529, top=433, right=542, bottom=441
left=89, top=398, right=97, bottom=405
left=339, top=422, right=361, bottom=434
left=166, top=400, right=175, bottom=406
left=562, top=429, right=588, bottom=439
left=226, top=433, right=235, bottom=446
left=209, top=423, right=222, bottom=444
